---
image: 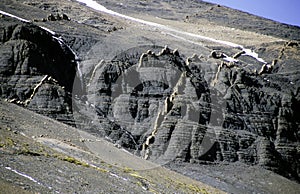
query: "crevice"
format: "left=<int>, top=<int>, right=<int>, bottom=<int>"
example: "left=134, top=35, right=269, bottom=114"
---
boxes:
left=211, top=62, right=224, bottom=86
left=140, top=46, right=186, bottom=159
left=87, top=60, right=104, bottom=86
left=6, top=75, right=50, bottom=106
left=24, top=75, right=49, bottom=106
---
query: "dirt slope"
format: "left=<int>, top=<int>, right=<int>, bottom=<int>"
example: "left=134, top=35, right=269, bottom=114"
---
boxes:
left=0, top=100, right=222, bottom=193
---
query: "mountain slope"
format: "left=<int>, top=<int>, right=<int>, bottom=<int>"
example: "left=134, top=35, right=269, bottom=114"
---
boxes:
left=0, top=0, right=299, bottom=193
left=0, top=100, right=222, bottom=193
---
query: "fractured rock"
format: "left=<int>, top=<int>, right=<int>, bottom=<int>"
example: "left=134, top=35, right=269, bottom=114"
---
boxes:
left=0, top=17, right=78, bottom=125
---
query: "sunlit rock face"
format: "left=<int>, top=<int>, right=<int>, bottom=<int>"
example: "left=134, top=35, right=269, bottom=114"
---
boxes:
left=85, top=46, right=211, bottom=159
left=1, top=0, right=299, bottom=184
left=81, top=43, right=300, bottom=181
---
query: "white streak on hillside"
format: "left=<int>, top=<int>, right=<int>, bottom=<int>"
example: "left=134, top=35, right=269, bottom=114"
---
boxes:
left=76, top=0, right=267, bottom=64
left=39, top=26, right=56, bottom=35
left=76, top=0, right=165, bottom=27
left=243, top=48, right=266, bottom=63
left=5, top=166, right=41, bottom=185
left=223, top=55, right=239, bottom=63
left=0, top=10, right=29, bottom=22
left=5, top=166, right=58, bottom=192
left=110, top=172, right=128, bottom=181
left=0, top=10, right=83, bottom=83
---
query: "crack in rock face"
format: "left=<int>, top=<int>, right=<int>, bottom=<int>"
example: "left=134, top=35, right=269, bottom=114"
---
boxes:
left=74, top=45, right=214, bottom=166
left=1, top=1, right=300, bottom=185
left=73, top=43, right=300, bottom=181
left=0, top=19, right=78, bottom=126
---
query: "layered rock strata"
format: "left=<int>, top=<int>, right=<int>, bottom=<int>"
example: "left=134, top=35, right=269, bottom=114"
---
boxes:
left=80, top=45, right=299, bottom=181
left=0, top=16, right=78, bottom=125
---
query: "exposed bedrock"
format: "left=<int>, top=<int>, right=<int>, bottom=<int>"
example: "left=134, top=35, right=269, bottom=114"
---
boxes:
left=1, top=14, right=299, bottom=183
left=0, top=18, right=78, bottom=125
left=78, top=44, right=300, bottom=181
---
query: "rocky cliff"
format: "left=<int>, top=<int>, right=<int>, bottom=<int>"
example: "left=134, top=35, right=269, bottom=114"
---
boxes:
left=0, top=0, right=299, bottom=192
left=82, top=43, right=300, bottom=182
left=0, top=15, right=79, bottom=125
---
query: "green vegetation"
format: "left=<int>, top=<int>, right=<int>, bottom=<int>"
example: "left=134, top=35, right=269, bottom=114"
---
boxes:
left=0, top=137, right=15, bottom=148
left=62, top=156, right=90, bottom=167
left=123, top=167, right=134, bottom=173
left=54, top=155, right=109, bottom=173
left=17, top=143, right=41, bottom=156
left=94, top=167, right=109, bottom=173
left=5, top=137, right=14, bottom=146
left=0, top=125, right=213, bottom=193
left=129, top=172, right=148, bottom=180
left=1, top=130, right=92, bottom=169
left=187, top=184, right=209, bottom=194
left=164, top=177, right=209, bottom=194
left=18, top=147, right=41, bottom=156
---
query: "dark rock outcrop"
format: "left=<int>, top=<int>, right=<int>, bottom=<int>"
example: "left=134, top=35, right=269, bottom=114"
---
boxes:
left=194, top=43, right=300, bottom=181
left=1, top=0, right=299, bottom=187
left=77, top=44, right=300, bottom=182
left=0, top=17, right=78, bottom=125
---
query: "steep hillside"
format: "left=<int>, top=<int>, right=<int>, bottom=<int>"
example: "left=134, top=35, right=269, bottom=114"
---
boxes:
left=0, top=13, right=78, bottom=125
left=0, top=0, right=299, bottom=193
left=0, top=100, right=222, bottom=193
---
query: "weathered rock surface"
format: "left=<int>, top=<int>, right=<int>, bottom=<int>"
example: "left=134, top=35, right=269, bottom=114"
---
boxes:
left=0, top=16, right=78, bottom=125
left=1, top=0, right=300, bottom=192
left=83, top=45, right=300, bottom=182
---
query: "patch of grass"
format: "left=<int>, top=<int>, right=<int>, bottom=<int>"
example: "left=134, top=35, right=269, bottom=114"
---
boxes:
left=18, top=148, right=41, bottom=156
left=123, top=167, right=149, bottom=182
left=38, top=147, right=51, bottom=157
left=129, top=173, right=147, bottom=180
left=129, top=172, right=147, bottom=180
left=187, top=184, right=209, bottom=193
left=136, top=181, right=143, bottom=187
left=17, top=143, right=41, bottom=156
left=165, top=177, right=209, bottom=193
left=51, top=153, right=90, bottom=167
left=0, top=130, right=107, bottom=174
left=123, top=167, right=133, bottom=173
left=43, top=152, right=51, bottom=157
left=94, top=166, right=109, bottom=173
left=52, top=153, right=109, bottom=173
left=123, top=168, right=154, bottom=191
left=62, top=156, right=90, bottom=167
left=0, top=134, right=48, bottom=157
left=5, top=137, right=14, bottom=146
left=149, top=188, right=159, bottom=194
left=0, top=137, right=16, bottom=148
